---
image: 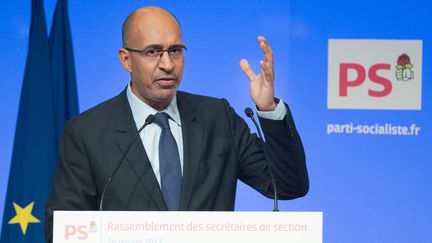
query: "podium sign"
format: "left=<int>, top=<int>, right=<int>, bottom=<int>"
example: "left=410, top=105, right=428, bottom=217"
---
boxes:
left=54, top=211, right=322, bottom=243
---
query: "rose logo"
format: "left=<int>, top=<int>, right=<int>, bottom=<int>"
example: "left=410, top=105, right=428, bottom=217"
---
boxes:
left=89, top=221, right=97, bottom=233
left=395, top=53, right=414, bottom=81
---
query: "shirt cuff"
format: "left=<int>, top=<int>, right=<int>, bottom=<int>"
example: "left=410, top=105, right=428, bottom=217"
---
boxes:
left=256, top=98, right=287, bottom=120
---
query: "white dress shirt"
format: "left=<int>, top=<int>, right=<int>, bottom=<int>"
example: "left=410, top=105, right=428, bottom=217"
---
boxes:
left=126, top=83, right=287, bottom=186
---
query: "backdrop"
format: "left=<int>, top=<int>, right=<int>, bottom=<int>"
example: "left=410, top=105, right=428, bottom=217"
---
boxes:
left=1, top=0, right=431, bottom=242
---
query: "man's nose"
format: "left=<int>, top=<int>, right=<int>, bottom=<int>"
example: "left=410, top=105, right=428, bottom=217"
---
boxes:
left=158, top=52, right=175, bottom=72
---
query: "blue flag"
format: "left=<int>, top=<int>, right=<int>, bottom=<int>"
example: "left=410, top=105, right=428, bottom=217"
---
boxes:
left=49, top=0, right=79, bottom=139
left=0, top=0, right=78, bottom=241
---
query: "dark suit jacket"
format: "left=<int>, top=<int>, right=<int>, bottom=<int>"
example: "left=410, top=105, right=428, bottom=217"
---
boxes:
left=45, top=89, right=308, bottom=242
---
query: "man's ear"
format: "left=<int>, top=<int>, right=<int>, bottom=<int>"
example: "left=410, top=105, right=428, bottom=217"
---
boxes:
left=118, top=48, right=132, bottom=72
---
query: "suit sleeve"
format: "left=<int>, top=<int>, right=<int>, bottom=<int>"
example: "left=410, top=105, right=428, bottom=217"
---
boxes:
left=259, top=103, right=309, bottom=198
left=44, top=120, right=98, bottom=243
left=224, top=99, right=308, bottom=200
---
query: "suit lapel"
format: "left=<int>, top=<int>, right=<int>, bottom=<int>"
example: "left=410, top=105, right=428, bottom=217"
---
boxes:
left=177, top=92, right=204, bottom=210
left=114, top=90, right=168, bottom=210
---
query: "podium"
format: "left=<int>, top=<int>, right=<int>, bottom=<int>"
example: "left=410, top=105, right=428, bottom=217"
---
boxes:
left=54, top=211, right=322, bottom=243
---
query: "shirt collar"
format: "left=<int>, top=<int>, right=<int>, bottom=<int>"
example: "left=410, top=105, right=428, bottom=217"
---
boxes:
left=126, top=82, right=181, bottom=128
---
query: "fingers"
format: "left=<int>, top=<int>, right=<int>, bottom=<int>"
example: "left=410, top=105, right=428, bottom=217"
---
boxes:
left=240, top=59, right=256, bottom=81
left=258, top=36, right=274, bottom=82
left=239, top=36, right=274, bottom=83
left=258, top=36, right=273, bottom=63
left=260, top=60, right=272, bottom=81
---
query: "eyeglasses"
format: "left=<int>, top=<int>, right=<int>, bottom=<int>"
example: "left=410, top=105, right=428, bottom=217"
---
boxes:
left=124, top=44, right=187, bottom=61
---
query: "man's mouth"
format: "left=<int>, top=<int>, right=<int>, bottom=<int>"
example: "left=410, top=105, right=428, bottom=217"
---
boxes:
left=155, top=77, right=177, bottom=88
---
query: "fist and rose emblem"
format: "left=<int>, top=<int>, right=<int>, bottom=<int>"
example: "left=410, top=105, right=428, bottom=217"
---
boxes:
left=395, top=53, right=414, bottom=81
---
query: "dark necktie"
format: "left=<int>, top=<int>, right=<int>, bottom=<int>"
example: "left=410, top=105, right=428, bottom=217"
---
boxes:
left=154, top=112, right=182, bottom=210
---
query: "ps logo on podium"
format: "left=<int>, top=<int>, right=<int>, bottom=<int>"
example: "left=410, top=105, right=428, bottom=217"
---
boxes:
left=64, top=221, right=97, bottom=240
left=64, top=224, right=88, bottom=240
left=328, top=39, right=422, bottom=110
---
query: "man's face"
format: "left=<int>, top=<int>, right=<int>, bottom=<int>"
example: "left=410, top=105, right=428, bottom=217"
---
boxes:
left=120, top=10, right=184, bottom=109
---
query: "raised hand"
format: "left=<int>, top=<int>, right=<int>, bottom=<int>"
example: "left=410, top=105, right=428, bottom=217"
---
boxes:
left=240, top=36, right=276, bottom=111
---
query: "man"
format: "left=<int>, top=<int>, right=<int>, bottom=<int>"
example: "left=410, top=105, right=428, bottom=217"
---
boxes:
left=45, top=6, right=308, bottom=242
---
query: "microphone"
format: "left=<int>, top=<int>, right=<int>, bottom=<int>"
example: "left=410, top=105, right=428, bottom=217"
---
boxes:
left=99, top=114, right=155, bottom=210
left=244, top=107, right=279, bottom=212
